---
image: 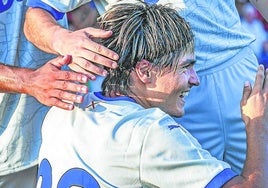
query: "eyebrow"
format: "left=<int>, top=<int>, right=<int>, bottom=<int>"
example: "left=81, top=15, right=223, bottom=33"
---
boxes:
left=182, top=59, right=196, bottom=66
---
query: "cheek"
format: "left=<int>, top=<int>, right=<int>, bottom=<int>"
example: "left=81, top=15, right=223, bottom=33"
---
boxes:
left=158, top=73, right=187, bottom=94
left=173, top=75, right=187, bottom=90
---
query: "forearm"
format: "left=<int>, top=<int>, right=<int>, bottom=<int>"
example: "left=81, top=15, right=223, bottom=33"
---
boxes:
left=223, top=120, right=268, bottom=187
left=24, top=7, right=69, bottom=55
left=242, top=120, right=267, bottom=186
left=249, top=0, right=268, bottom=21
left=0, top=63, right=32, bottom=94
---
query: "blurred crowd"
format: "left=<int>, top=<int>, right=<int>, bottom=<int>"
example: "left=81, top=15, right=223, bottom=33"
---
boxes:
left=68, top=0, right=268, bottom=68
left=236, top=0, right=268, bottom=68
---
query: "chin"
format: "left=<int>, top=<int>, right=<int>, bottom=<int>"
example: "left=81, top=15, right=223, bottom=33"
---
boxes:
left=170, top=110, right=184, bottom=118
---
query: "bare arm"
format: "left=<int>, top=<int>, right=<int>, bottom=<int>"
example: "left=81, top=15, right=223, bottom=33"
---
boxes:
left=24, top=7, right=119, bottom=79
left=249, top=0, right=268, bottom=21
left=0, top=56, right=88, bottom=110
left=223, top=65, right=268, bottom=187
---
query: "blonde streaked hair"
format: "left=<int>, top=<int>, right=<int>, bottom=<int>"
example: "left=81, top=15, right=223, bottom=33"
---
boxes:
left=98, top=1, right=194, bottom=95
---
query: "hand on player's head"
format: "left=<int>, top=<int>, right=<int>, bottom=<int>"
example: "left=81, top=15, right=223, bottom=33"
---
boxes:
left=52, top=27, right=119, bottom=80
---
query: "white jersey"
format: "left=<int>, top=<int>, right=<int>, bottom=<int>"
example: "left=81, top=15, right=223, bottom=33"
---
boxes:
left=0, top=0, right=65, bottom=175
left=0, top=0, right=88, bottom=176
left=38, top=92, right=236, bottom=188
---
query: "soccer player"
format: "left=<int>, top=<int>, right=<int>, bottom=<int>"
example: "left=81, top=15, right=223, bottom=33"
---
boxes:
left=25, top=0, right=268, bottom=174
left=37, top=2, right=268, bottom=187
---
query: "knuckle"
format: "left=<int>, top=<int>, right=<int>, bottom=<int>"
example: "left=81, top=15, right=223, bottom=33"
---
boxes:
left=91, top=53, right=98, bottom=62
left=80, top=36, right=88, bottom=43
left=58, top=90, right=65, bottom=99
left=54, top=99, right=62, bottom=108
left=47, top=98, right=57, bottom=107
left=62, top=81, right=68, bottom=90
left=95, top=44, right=102, bottom=53
left=85, top=61, right=93, bottom=69
left=64, top=72, right=71, bottom=80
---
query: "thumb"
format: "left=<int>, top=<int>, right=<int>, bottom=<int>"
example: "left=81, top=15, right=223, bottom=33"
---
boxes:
left=50, top=55, right=72, bottom=68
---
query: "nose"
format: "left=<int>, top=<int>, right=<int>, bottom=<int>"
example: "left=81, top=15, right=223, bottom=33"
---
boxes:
left=189, top=68, right=200, bottom=86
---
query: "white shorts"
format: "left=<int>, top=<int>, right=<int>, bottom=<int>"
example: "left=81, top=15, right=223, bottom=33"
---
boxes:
left=174, top=46, right=258, bottom=174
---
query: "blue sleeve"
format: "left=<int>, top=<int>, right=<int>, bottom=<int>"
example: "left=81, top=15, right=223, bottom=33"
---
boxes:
left=205, top=168, right=238, bottom=188
left=89, top=1, right=96, bottom=8
left=26, top=0, right=65, bottom=20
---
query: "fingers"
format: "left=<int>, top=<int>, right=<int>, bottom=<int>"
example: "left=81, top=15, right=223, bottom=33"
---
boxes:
left=49, top=55, right=72, bottom=67
left=54, top=69, right=88, bottom=84
left=55, top=78, right=88, bottom=93
left=242, top=65, right=266, bottom=105
left=82, top=27, right=119, bottom=61
left=70, top=55, right=112, bottom=78
left=77, top=40, right=118, bottom=68
left=48, top=87, right=83, bottom=102
left=68, top=62, right=98, bottom=80
left=82, top=27, right=113, bottom=39
left=264, top=68, right=268, bottom=92
left=54, top=28, right=119, bottom=76
left=252, top=65, right=265, bottom=94
left=240, top=65, right=268, bottom=125
left=44, top=61, right=89, bottom=109
left=66, top=37, right=118, bottom=77
left=241, top=81, right=252, bottom=106
left=44, top=87, right=85, bottom=111
left=46, top=97, right=75, bottom=111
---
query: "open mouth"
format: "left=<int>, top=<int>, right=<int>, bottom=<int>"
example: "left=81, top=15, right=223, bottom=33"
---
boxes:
left=179, top=91, right=189, bottom=98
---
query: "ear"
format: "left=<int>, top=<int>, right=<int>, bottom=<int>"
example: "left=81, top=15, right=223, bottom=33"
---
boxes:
left=135, top=59, right=153, bottom=83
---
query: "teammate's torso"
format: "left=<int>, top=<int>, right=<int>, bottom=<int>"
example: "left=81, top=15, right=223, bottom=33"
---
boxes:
left=0, top=0, right=65, bottom=175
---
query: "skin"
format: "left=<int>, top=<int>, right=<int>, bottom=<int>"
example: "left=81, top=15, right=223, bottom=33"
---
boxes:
left=0, top=55, right=88, bottom=110
left=24, top=7, right=119, bottom=80
left=128, top=53, right=199, bottom=117
left=129, top=57, right=268, bottom=187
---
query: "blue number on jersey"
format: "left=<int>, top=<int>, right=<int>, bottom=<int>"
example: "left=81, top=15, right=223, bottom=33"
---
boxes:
left=38, top=159, right=100, bottom=188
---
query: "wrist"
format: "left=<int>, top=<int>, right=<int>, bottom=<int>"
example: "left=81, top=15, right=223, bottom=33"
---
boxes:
left=18, top=68, right=33, bottom=95
left=52, top=27, right=71, bottom=55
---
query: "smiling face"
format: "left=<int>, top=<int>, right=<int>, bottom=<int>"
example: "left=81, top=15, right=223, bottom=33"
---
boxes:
left=99, top=2, right=197, bottom=116
left=143, top=53, right=199, bottom=117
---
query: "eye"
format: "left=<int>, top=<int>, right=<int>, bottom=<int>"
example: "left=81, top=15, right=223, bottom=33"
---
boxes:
left=182, top=64, right=193, bottom=69
left=179, top=63, right=193, bottom=73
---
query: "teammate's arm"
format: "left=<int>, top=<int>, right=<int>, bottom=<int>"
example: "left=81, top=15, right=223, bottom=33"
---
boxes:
left=222, top=65, right=268, bottom=187
left=249, top=0, right=268, bottom=21
left=0, top=56, right=88, bottom=110
left=24, top=5, right=119, bottom=80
